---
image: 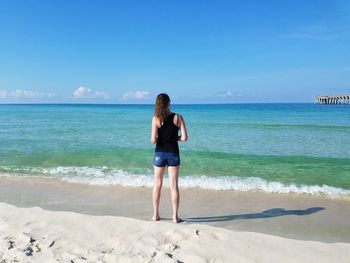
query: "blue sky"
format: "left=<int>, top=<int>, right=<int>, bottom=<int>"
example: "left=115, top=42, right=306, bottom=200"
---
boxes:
left=0, top=0, right=349, bottom=103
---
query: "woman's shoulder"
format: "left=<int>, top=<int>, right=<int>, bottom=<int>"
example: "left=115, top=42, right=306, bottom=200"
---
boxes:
left=152, top=115, right=161, bottom=127
left=172, top=113, right=183, bottom=127
left=171, top=111, right=182, bottom=116
left=173, top=112, right=184, bottom=120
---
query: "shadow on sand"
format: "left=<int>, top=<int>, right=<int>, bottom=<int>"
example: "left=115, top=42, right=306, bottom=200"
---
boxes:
left=182, top=207, right=325, bottom=223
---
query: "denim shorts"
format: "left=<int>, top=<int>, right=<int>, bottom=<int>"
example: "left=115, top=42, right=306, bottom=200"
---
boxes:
left=153, top=151, right=181, bottom=167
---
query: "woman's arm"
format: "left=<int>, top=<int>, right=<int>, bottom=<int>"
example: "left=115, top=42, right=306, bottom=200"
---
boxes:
left=151, top=116, right=158, bottom=144
left=178, top=115, right=188, bottom=142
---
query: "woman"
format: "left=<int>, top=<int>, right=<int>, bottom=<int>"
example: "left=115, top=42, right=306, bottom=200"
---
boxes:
left=151, top=93, right=188, bottom=223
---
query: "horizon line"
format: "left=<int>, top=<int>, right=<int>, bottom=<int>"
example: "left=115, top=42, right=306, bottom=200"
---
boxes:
left=0, top=102, right=317, bottom=105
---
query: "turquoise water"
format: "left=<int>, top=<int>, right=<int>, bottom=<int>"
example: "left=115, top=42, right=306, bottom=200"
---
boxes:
left=1, top=103, right=350, bottom=196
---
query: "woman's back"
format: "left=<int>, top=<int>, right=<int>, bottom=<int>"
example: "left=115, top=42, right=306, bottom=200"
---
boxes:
left=155, top=113, right=179, bottom=154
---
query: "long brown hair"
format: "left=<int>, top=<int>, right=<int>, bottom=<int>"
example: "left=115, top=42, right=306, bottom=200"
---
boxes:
left=154, top=93, right=170, bottom=125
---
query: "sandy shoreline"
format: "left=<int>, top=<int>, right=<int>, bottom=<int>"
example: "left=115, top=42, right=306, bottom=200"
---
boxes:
left=0, top=176, right=350, bottom=244
left=1, top=176, right=350, bottom=262
left=1, top=202, right=350, bottom=263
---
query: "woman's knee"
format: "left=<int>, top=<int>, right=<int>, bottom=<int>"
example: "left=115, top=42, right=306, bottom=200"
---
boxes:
left=154, top=178, right=163, bottom=188
left=169, top=181, right=178, bottom=191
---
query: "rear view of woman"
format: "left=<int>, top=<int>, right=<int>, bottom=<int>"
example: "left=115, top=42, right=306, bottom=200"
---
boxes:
left=151, top=93, right=188, bottom=223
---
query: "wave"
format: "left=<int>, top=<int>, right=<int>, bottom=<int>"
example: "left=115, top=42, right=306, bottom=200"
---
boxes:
left=1, top=166, right=350, bottom=198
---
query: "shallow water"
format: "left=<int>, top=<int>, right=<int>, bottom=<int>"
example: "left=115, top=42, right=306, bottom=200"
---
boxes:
left=1, top=103, right=350, bottom=196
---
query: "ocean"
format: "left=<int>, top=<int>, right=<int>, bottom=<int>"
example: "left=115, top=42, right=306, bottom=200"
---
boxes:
left=1, top=103, right=350, bottom=197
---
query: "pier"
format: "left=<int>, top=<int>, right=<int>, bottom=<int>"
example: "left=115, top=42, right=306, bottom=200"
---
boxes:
left=315, top=94, right=350, bottom=104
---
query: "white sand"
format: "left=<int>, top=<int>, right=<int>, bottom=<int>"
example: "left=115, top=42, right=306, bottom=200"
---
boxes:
left=0, top=203, right=349, bottom=263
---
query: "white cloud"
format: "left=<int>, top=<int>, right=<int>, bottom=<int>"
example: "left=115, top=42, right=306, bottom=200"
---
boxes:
left=73, top=86, right=89, bottom=97
left=0, top=89, right=56, bottom=99
left=0, top=90, right=7, bottom=98
left=122, top=90, right=150, bottom=100
left=216, top=91, right=232, bottom=98
left=73, top=86, right=109, bottom=99
left=12, top=89, right=45, bottom=98
left=215, top=90, right=244, bottom=99
left=47, top=92, right=56, bottom=98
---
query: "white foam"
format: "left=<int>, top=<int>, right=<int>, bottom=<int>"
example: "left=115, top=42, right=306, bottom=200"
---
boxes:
left=1, top=166, right=350, bottom=197
left=43, top=166, right=350, bottom=197
left=43, top=166, right=155, bottom=188
left=178, top=175, right=350, bottom=196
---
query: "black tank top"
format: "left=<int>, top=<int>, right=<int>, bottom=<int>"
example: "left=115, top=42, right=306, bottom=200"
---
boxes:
left=155, top=113, right=180, bottom=154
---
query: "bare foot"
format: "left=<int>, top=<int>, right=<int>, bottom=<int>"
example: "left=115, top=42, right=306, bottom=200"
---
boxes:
left=173, top=217, right=182, bottom=223
left=152, top=215, right=160, bottom=221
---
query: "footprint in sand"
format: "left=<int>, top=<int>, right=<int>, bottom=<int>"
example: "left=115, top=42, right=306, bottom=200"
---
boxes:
left=29, top=237, right=36, bottom=245
left=152, top=251, right=178, bottom=263
left=210, top=232, right=226, bottom=241
left=8, top=240, right=15, bottom=250
left=193, top=229, right=226, bottom=241
left=159, top=243, right=179, bottom=253
left=164, top=229, right=186, bottom=244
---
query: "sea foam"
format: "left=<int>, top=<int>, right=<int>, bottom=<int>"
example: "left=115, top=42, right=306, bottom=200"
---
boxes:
left=1, top=166, right=348, bottom=197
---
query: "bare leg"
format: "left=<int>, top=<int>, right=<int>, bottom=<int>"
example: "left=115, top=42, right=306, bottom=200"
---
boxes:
left=168, top=165, right=180, bottom=223
left=152, top=166, right=165, bottom=221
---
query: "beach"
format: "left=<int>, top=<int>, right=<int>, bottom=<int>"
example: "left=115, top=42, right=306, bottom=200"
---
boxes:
left=1, top=176, right=350, bottom=262
left=1, top=103, right=350, bottom=261
left=2, top=0, right=350, bottom=260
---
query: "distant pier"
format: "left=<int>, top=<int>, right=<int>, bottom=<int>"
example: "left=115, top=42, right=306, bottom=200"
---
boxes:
left=315, top=94, right=350, bottom=104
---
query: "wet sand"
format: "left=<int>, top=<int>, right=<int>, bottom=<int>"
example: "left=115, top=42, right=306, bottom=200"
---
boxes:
left=0, top=176, right=349, bottom=243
